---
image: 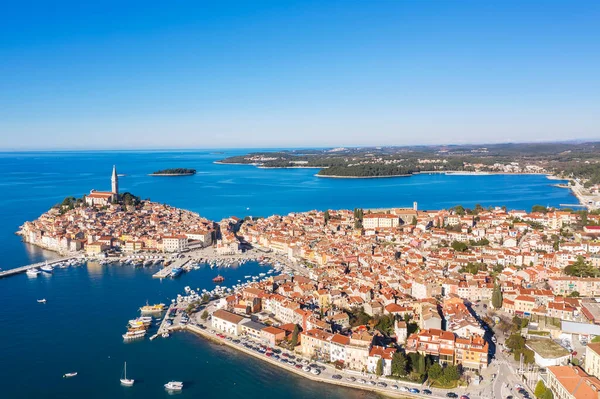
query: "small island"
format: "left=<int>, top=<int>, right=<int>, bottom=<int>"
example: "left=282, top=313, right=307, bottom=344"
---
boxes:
left=149, top=168, right=197, bottom=176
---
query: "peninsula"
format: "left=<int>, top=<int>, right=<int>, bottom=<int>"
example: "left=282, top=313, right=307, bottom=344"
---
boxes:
left=217, top=142, right=600, bottom=182
left=149, top=168, right=196, bottom=176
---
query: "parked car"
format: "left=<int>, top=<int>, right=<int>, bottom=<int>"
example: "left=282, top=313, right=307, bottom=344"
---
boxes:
left=377, top=382, right=387, bottom=387
left=331, top=374, right=342, bottom=380
left=460, top=396, right=470, bottom=399
left=447, top=393, right=458, bottom=398
left=410, top=388, right=420, bottom=394
left=400, top=386, right=409, bottom=392
left=346, top=377, right=356, bottom=382
left=423, top=389, right=432, bottom=395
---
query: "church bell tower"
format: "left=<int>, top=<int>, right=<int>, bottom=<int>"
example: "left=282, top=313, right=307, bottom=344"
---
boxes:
left=111, top=165, right=119, bottom=198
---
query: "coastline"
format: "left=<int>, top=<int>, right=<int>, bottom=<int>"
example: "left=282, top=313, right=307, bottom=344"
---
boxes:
left=184, top=324, right=418, bottom=399
left=315, top=173, right=411, bottom=179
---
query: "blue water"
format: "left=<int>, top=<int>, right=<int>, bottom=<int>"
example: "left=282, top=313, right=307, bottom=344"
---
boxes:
left=0, top=150, right=575, bottom=398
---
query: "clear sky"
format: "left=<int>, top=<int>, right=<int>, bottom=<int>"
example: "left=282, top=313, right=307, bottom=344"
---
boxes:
left=1, top=1, right=599, bottom=150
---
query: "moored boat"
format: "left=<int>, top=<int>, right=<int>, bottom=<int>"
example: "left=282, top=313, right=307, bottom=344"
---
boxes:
left=26, top=268, right=40, bottom=277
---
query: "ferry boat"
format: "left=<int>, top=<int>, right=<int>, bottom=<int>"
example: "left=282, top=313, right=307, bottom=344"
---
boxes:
left=164, top=381, right=183, bottom=391
left=120, top=362, right=134, bottom=386
left=122, top=330, right=146, bottom=340
left=212, top=275, right=225, bottom=283
left=26, top=268, right=40, bottom=277
left=139, top=303, right=166, bottom=314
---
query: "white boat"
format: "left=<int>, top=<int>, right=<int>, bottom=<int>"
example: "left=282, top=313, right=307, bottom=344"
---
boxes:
left=120, top=362, right=134, bottom=386
left=37, top=298, right=47, bottom=303
left=164, top=381, right=183, bottom=391
left=40, top=262, right=53, bottom=273
left=63, top=372, right=77, bottom=378
left=162, top=333, right=170, bottom=338
left=26, top=268, right=40, bottom=277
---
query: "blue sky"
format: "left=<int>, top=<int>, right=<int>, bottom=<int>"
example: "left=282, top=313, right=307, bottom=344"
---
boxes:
left=1, top=0, right=598, bottom=149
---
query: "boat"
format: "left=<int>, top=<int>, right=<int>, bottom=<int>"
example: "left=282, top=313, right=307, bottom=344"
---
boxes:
left=63, top=372, right=77, bottom=378
left=120, top=362, right=134, bottom=386
left=40, top=262, right=53, bottom=273
left=161, top=333, right=170, bottom=338
left=139, top=302, right=166, bottom=313
left=26, top=268, right=40, bottom=277
left=122, top=330, right=146, bottom=340
left=164, top=381, right=183, bottom=391
left=212, top=275, right=225, bottom=283
left=169, top=267, right=183, bottom=278
left=37, top=299, right=47, bottom=303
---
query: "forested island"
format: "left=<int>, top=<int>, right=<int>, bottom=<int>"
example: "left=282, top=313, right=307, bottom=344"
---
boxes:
left=217, top=142, right=600, bottom=182
left=150, top=168, right=196, bottom=176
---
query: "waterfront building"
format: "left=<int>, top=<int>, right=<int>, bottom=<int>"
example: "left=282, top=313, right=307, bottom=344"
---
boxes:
left=162, top=235, right=189, bottom=252
left=367, top=346, right=395, bottom=376
left=211, top=309, right=248, bottom=336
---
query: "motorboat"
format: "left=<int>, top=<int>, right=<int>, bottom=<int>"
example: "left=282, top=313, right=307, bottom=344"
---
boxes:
left=37, top=299, right=47, bottom=303
left=164, top=381, right=183, bottom=391
left=63, top=372, right=78, bottom=378
left=120, top=362, right=134, bottom=386
left=26, top=268, right=40, bottom=277
left=40, top=262, right=53, bottom=273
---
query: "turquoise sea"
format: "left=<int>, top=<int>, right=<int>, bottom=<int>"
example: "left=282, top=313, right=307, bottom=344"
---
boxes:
left=0, top=150, right=575, bottom=398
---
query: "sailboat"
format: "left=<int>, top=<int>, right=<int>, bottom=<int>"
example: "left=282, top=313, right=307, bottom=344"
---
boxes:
left=120, top=362, right=134, bottom=386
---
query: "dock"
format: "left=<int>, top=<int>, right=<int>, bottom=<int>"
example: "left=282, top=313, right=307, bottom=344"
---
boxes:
left=152, top=258, right=189, bottom=279
left=0, top=257, right=78, bottom=279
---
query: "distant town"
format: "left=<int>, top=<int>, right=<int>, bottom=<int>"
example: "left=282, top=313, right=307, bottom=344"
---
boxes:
left=15, top=165, right=600, bottom=399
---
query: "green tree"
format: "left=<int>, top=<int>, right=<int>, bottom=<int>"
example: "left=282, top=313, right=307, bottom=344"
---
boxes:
left=532, top=205, right=548, bottom=213
left=568, top=291, right=580, bottom=298
left=391, top=352, right=408, bottom=377
left=324, top=210, right=331, bottom=225
left=492, top=283, right=503, bottom=309
left=428, top=362, right=443, bottom=380
left=201, top=310, right=209, bottom=320
left=443, top=365, right=460, bottom=381
left=291, top=324, right=300, bottom=348
left=451, top=241, right=468, bottom=252
left=411, top=216, right=418, bottom=226
left=542, top=388, right=554, bottom=399
left=453, top=205, right=466, bottom=216
left=534, top=380, right=547, bottom=398
left=376, top=358, right=384, bottom=376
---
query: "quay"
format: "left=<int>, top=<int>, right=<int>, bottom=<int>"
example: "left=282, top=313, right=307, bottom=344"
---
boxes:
left=152, top=258, right=189, bottom=279
left=0, top=257, right=77, bottom=279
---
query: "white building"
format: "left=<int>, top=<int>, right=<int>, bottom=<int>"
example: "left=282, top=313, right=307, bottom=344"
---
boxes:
left=211, top=309, right=248, bottom=336
left=162, top=235, right=188, bottom=252
left=363, top=213, right=400, bottom=229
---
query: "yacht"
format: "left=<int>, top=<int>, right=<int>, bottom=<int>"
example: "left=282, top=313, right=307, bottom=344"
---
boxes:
left=120, top=362, right=134, bottom=386
left=37, top=298, right=47, bottom=303
left=164, top=381, right=183, bottom=391
left=26, top=268, right=40, bottom=277
left=40, top=263, right=53, bottom=273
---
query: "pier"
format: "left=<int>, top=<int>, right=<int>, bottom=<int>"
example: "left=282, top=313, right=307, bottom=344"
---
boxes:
left=152, top=258, right=189, bottom=279
left=0, top=257, right=78, bottom=279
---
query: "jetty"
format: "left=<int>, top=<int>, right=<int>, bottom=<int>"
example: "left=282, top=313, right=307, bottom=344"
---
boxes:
left=152, top=258, right=189, bottom=279
left=0, top=257, right=78, bottom=279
